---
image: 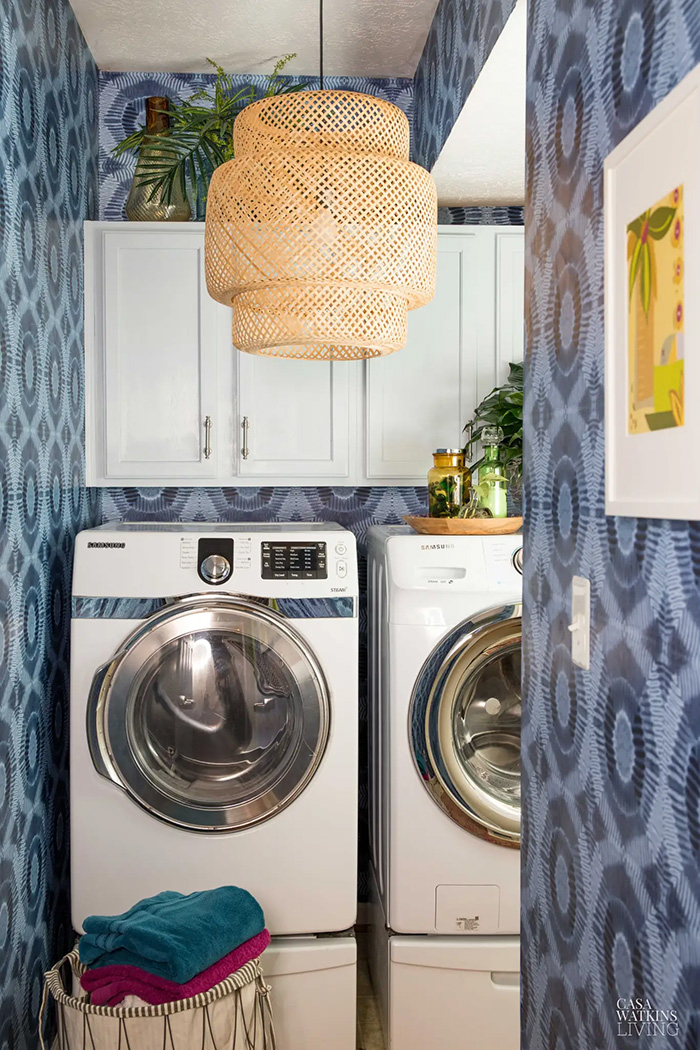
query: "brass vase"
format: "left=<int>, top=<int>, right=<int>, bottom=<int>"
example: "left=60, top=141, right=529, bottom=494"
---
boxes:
left=125, top=97, right=191, bottom=222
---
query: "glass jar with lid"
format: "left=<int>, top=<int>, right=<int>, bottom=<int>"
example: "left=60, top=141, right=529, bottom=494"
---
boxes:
left=428, top=448, right=471, bottom=518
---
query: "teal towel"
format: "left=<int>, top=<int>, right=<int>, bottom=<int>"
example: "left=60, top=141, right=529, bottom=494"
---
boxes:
left=79, top=887, right=265, bottom=983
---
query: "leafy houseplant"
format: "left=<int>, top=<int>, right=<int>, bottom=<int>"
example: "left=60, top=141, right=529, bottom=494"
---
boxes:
left=465, top=362, right=524, bottom=476
left=114, top=56, right=304, bottom=216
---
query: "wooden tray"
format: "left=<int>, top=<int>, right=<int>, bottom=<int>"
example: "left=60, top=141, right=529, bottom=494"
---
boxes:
left=403, top=515, right=523, bottom=536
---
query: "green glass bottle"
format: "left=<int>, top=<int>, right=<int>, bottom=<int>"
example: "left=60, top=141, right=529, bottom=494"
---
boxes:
left=476, top=426, right=508, bottom=518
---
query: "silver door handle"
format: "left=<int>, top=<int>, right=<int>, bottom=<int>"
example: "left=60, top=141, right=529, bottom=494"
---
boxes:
left=241, top=416, right=250, bottom=460
left=203, top=415, right=212, bottom=459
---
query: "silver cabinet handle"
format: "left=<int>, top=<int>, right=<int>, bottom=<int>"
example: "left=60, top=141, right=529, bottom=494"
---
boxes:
left=203, top=415, right=212, bottom=460
left=241, top=416, right=250, bottom=460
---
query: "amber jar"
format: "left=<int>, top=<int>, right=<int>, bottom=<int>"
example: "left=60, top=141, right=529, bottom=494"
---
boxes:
left=428, top=448, right=471, bottom=518
left=126, top=97, right=191, bottom=222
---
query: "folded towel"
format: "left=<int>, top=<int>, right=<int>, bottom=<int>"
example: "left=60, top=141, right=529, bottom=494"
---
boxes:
left=81, top=929, right=270, bottom=1006
left=79, top=887, right=265, bottom=984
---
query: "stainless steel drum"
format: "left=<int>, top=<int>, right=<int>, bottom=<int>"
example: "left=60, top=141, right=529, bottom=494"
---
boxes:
left=87, top=595, right=330, bottom=831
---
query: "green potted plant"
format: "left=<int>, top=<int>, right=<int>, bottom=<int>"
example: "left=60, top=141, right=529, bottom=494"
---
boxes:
left=464, top=361, right=523, bottom=512
left=114, top=56, right=304, bottom=218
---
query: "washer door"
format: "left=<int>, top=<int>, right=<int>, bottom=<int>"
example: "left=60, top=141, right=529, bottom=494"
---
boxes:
left=88, top=596, right=330, bottom=831
left=410, top=603, right=521, bottom=847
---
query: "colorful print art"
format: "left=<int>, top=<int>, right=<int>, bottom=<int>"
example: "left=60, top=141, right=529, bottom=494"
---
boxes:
left=627, top=185, right=684, bottom=434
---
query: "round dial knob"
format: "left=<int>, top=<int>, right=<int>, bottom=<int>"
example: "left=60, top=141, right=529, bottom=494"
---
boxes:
left=200, top=554, right=231, bottom=585
left=512, top=547, right=523, bottom=575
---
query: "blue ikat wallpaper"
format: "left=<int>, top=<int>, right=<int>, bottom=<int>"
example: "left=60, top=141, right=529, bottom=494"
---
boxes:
left=522, top=1, right=700, bottom=1048
left=439, top=205, right=524, bottom=225
left=412, top=0, right=517, bottom=169
left=0, top=0, right=101, bottom=1047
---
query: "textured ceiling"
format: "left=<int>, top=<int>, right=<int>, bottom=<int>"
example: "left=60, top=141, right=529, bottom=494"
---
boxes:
left=431, top=0, right=526, bottom=205
left=68, top=0, right=441, bottom=76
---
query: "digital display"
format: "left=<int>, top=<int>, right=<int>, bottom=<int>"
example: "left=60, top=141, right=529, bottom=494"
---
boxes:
left=261, top=542, right=327, bottom=580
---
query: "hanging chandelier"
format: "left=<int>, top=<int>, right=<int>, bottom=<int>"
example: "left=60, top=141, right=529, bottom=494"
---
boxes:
left=204, top=7, right=437, bottom=360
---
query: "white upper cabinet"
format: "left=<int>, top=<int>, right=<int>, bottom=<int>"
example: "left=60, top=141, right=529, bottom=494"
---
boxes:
left=364, top=227, right=524, bottom=482
left=495, top=230, right=526, bottom=385
left=236, top=355, right=351, bottom=479
left=85, top=224, right=232, bottom=485
left=84, top=222, right=523, bottom=487
left=365, top=231, right=478, bottom=479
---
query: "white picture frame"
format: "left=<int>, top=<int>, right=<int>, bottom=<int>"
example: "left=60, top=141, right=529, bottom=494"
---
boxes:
left=605, top=64, right=700, bottom=519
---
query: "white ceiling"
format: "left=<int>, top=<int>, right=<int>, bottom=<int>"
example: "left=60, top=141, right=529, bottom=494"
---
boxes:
left=431, top=0, right=526, bottom=206
left=69, top=0, right=441, bottom=77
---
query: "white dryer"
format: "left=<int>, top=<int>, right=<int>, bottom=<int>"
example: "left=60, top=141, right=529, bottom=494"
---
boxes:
left=367, top=526, right=522, bottom=1050
left=70, top=523, right=358, bottom=1050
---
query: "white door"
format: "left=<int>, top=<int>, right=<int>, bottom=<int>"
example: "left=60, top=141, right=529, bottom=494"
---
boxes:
left=364, top=232, right=482, bottom=480
left=101, top=229, right=224, bottom=481
left=236, top=355, right=351, bottom=479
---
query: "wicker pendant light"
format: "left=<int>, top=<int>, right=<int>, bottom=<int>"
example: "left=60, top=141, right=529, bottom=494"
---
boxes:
left=204, top=9, right=437, bottom=360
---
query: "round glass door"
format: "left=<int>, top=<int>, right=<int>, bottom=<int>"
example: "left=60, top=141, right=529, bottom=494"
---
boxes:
left=410, top=603, right=521, bottom=846
left=88, top=597, right=330, bottom=831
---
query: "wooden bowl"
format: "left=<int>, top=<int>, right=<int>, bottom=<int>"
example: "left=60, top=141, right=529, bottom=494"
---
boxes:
left=403, top=515, right=523, bottom=536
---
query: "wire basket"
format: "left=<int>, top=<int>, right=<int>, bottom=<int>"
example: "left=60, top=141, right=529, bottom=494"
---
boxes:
left=39, top=948, right=275, bottom=1050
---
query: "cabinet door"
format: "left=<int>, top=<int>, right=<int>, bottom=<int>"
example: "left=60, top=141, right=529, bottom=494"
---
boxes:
left=495, top=230, right=525, bottom=383
left=236, top=355, right=351, bottom=478
left=364, top=233, right=481, bottom=479
left=101, top=230, right=222, bottom=480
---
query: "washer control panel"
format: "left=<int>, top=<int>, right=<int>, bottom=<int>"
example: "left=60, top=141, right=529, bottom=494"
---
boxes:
left=197, top=538, right=233, bottom=585
left=261, top=541, right=328, bottom=580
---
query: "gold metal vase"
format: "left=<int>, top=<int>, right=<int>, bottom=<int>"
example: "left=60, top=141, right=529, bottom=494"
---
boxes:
left=125, top=96, right=191, bottom=222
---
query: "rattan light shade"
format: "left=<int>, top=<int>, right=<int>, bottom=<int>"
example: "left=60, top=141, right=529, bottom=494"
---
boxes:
left=205, top=90, right=437, bottom=360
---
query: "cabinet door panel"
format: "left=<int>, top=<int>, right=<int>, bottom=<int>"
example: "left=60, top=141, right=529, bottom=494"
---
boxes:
left=237, top=355, right=350, bottom=477
left=365, top=238, right=479, bottom=479
left=495, top=232, right=525, bottom=382
left=103, top=231, right=219, bottom=480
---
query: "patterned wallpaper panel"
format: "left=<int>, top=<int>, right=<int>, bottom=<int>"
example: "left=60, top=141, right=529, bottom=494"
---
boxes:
left=0, top=0, right=101, bottom=1047
left=99, top=72, right=414, bottom=221
left=412, top=0, right=516, bottom=169
left=523, top=1, right=700, bottom=1048
left=439, top=205, right=524, bottom=225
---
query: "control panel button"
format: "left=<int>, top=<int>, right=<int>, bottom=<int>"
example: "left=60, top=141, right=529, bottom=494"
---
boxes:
left=197, top=538, right=234, bottom=586
left=335, top=542, right=348, bottom=556
left=200, top=554, right=231, bottom=584
left=336, top=561, right=348, bottom=578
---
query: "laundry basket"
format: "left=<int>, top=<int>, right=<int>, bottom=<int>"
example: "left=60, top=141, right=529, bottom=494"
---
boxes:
left=39, top=948, right=275, bottom=1050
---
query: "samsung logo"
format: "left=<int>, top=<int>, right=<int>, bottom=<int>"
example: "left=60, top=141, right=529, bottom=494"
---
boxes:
left=87, top=541, right=126, bottom=549
left=420, top=542, right=455, bottom=551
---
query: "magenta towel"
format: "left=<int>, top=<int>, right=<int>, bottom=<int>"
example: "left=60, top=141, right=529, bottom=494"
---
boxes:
left=81, top=929, right=270, bottom=1006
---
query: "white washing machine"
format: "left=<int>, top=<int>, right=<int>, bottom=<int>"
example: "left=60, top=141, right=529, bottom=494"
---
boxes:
left=70, top=522, right=358, bottom=1050
left=366, top=526, right=522, bottom=1050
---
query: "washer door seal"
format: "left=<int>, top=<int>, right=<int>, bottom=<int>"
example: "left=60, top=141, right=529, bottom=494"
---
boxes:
left=409, top=603, right=521, bottom=848
left=87, top=595, right=330, bottom=832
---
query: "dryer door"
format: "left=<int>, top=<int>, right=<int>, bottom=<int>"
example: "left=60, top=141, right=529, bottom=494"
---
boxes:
left=87, top=596, right=330, bottom=831
left=410, top=603, right=521, bottom=847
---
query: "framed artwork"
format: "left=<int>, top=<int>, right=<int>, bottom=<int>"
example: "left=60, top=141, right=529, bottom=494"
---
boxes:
left=605, top=64, right=700, bottom=518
